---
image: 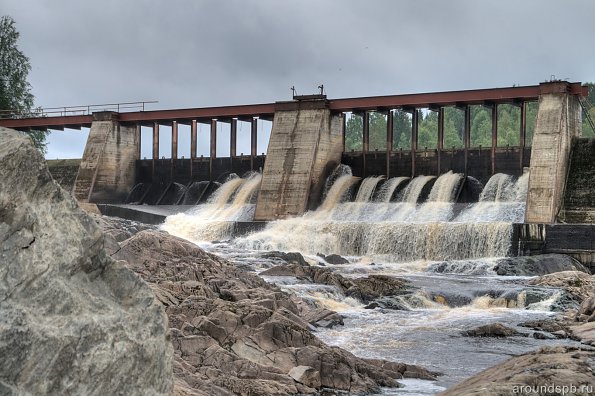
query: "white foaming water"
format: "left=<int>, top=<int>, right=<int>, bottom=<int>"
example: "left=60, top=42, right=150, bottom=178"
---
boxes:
left=400, top=175, right=436, bottom=203
left=375, top=176, right=409, bottom=202
left=163, top=173, right=261, bottom=242
left=354, top=176, right=384, bottom=202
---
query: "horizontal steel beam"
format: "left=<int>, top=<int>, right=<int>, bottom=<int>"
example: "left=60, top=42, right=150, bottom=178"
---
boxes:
left=0, top=83, right=587, bottom=131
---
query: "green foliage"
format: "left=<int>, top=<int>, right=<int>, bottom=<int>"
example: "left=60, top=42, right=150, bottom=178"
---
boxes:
left=0, top=15, right=47, bottom=153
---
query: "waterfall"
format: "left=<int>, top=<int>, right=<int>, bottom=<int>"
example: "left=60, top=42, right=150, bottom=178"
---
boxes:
left=162, top=173, right=261, bottom=242
left=354, top=176, right=384, bottom=202
left=321, top=164, right=352, bottom=202
left=208, top=174, right=244, bottom=208
left=399, top=175, right=436, bottom=203
left=318, top=174, right=359, bottom=212
left=375, top=177, right=409, bottom=202
left=427, top=171, right=463, bottom=202
left=479, top=173, right=515, bottom=202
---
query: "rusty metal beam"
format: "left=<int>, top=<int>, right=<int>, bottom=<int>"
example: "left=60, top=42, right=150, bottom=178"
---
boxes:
left=230, top=118, right=237, bottom=157
left=210, top=120, right=217, bottom=159
left=491, top=104, right=498, bottom=175
left=171, top=121, right=178, bottom=160
left=136, top=124, right=141, bottom=159
left=362, top=111, right=370, bottom=177
left=411, top=110, right=419, bottom=177
left=190, top=120, right=197, bottom=159
left=386, top=110, right=393, bottom=178
left=438, top=108, right=444, bottom=175
left=464, top=105, right=471, bottom=176
left=152, top=122, right=159, bottom=160
left=520, top=101, right=526, bottom=172
left=1, top=83, right=587, bottom=131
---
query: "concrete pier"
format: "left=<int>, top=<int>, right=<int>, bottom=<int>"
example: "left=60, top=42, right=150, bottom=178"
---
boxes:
left=254, top=97, right=343, bottom=220
left=525, top=82, right=582, bottom=223
left=73, top=112, right=139, bottom=203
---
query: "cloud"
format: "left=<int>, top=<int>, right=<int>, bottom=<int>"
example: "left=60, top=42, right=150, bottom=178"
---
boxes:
left=2, top=0, right=594, bottom=158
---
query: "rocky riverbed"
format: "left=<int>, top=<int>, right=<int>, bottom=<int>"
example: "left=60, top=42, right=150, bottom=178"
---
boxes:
left=1, top=126, right=594, bottom=395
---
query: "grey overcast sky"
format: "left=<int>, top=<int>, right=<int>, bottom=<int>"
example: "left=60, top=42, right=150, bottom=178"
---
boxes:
left=3, top=0, right=595, bottom=158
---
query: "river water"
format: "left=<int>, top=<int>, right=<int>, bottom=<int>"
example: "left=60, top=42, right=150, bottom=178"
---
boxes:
left=162, top=168, right=579, bottom=395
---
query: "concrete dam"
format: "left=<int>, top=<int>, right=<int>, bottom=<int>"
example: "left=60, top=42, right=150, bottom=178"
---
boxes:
left=3, top=81, right=595, bottom=270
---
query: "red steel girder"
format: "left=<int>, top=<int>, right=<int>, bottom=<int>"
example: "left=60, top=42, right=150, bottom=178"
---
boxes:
left=0, top=114, right=92, bottom=130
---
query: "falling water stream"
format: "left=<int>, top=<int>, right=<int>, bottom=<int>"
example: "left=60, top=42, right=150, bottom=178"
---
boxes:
left=162, top=168, right=579, bottom=395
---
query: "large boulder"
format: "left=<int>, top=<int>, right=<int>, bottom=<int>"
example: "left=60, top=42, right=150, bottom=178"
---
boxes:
left=529, top=271, right=595, bottom=304
left=0, top=128, right=173, bottom=395
left=440, top=346, right=594, bottom=396
left=494, top=254, right=590, bottom=276
left=111, top=230, right=438, bottom=395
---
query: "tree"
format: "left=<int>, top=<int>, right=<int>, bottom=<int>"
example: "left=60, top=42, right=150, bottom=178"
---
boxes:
left=0, top=15, right=47, bottom=152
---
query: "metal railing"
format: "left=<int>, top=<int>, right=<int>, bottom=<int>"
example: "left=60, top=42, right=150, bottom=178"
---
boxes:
left=0, top=100, right=158, bottom=119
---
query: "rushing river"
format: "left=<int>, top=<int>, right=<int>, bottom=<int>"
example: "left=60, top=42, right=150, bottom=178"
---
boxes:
left=162, top=167, right=580, bottom=395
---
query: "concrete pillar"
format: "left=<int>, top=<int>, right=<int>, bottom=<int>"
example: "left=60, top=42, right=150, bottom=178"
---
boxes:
left=73, top=111, right=139, bottom=203
left=525, top=82, right=582, bottom=223
left=254, top=98, right=343, bottom=220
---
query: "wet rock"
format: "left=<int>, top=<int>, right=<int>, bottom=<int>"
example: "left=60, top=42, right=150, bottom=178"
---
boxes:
left=347, top=275, right=411, bottom=303
left=440, top=346, right=595, bottom=396
left=0, top=127, right=173, bottom=395
left=529, top=271, right=595, bottom=306
left=494, top=254, right=590, bottom=276
left=261, top=264, right=412, bottom=305
left=462, top=323, right=520, bottom=337
left=519, top=319, right=572, bottom=339
left=365, top=359, right=441, bottom=380
left=321, top=253, right=350, bottom=265
left=576, top=296, right=595, bottom=322
left=262, top=251, right=309, bottom=266
left=112, top=230, right=415, bottom=395
left=570, top=322, right=595, bottom=346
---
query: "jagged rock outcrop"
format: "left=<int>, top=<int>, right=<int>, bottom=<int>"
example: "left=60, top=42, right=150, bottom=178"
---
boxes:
left=440, top=346, right=594, bottom=396
left=462, top=323, right=521, bottom=338
left=529, top=271, right=595, bottom=304
left=0, top=127, right=173, bottom=395
left=112, top=230, right=437, bottom=395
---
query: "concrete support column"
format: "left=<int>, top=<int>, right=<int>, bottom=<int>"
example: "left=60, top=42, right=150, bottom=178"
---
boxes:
left=525, top=82, right=583, bottom=223
left=491, top=104, right=498, bottom=175
left=438, top=107, right=444, bottom=175
left=73, top=111, right=139, bottom=203
left=171, top=121, right=178, bottom=160
left=411, top=109, right=418, bottom=177
left=190, top=120, right=197, bottom=159
left=386, top=110, right=393, bottom=178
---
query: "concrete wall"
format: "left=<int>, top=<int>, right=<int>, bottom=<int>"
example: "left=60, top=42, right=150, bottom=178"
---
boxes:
left=73, top=112, right=139, bottom=203
left=525, top=82, right=582, bottom=223
left=254, top=101, right=343, bottom=220
left=47, top=159, right=81, bottom=192
left=559, top=138, right=595, bottom=223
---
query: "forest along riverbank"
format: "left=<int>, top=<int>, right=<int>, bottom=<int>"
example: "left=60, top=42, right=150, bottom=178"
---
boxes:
left=163, top=166, right=595, bottom=394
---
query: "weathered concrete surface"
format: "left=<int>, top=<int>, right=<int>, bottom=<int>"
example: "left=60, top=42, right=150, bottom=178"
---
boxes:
left=46, top=158, right=81, bottom=191
left=0, top=127, right=173, bottom=395
left=559, top=138, right=595, bottom=223
left=525, top=82, right=582, bottom=223
left=255, top=102, right=343, bottom=220
left=74, top=112, right=138, bottom=203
